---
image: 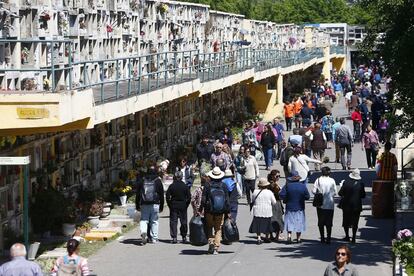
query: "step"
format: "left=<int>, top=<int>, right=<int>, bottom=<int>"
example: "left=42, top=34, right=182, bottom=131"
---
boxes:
left=90, top=227, right=122, bottom=234
left=37, top=247, right=67, bottom=259
left=84, top=231, right=118, bottom=241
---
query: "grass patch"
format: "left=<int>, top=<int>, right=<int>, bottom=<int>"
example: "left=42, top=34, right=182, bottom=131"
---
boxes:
left=35, top=222, right=137, bottom=273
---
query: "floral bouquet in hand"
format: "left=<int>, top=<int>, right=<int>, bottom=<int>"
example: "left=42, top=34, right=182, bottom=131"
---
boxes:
left=113, top=179, right=132, bottom=196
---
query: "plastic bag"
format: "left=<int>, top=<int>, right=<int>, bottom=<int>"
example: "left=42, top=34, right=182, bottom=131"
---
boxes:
left=189, top=216, right=208, bottom=246
left=222, top=218, right=239, bottom=243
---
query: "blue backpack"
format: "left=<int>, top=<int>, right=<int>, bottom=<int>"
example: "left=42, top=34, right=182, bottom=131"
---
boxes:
left=209, top=182, right=226, bottom=214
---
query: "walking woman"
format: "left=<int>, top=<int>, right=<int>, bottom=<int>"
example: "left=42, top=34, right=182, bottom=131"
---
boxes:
left=234, top=145, right=246, bottom=197
left=51, top=239, right=90, bottom=276
left=288, top=146, right=322, bottom=184
left=362, top=125, right=380, bottom=169
left=312, top=167, right=337, bottom=244
left=338, top=169, right=366, bottom=244
left=249, top=178, right=277, bottom=244
left=279, top=172, right=310, bottom=243
left=261, top=124, right=276, bottom=170
left=324, top=245, right=359, bottom=276
left=268, top=170, right=285, bottom=242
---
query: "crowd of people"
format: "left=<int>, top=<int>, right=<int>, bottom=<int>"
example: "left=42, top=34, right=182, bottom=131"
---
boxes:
left=3, top=66, right=394, bottom=276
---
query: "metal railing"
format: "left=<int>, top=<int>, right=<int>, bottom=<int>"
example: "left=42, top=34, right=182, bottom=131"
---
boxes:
left=0, top=39, right=326, bottom=104
left=330, top=45, right=346, bottom=55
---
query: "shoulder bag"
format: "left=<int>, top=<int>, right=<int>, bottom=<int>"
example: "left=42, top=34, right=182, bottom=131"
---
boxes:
left=312, top=179, right=324, bottom=207
left=249, top=190, right=263, bottom=211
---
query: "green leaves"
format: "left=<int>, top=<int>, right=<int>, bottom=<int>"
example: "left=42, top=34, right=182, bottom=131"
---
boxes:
left=361, top=0, right=414, bottom=137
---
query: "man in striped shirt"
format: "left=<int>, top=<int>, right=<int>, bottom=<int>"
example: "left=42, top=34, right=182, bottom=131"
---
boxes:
left=376, top=142, right=398, bottom=181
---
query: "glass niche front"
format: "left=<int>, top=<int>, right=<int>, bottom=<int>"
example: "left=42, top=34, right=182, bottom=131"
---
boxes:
left=395, top=180, right=414, bottom=210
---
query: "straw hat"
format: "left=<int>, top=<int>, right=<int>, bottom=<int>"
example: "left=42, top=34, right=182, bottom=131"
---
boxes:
left=349, top=168, right=361, bottom=180
left=207, top=167, right=225, bottom=179
left=224, top=169, right=233, bottom=177
left=258, top=178, right=270, bottom=187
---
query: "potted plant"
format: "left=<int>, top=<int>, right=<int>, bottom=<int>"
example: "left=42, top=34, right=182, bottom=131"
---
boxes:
left=101, top=202, right=112, bottom=218
left=87, top=199, right=103, bottom=228
left=112, top=179, right=132, bottom=206
left=62, top=200, right=78, bottom=236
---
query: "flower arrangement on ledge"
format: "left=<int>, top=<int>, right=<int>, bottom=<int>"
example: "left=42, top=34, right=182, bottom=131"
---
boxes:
left=157, top=4, right=168, bottom=14
left=112, top=179, right=132, bottom=196
left=393, top=229, right=414, bottom=271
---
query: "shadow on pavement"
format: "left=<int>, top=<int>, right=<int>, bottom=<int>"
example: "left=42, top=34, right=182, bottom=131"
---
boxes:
left=180, top=249, right=234, bottom=255
left=121, top=239, right=142, bottom=245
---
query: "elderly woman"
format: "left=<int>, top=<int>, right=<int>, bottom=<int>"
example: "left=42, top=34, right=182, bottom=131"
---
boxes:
left=288, top=146, right=322, bottom=184
left=312, top=167, right=337, bottom=244
left=249, top=178, right=277, bottom=245
left=338, top=169, right=366, bottom=244
left=280, top=172, right=310, bottom=244
left=324, top=245, right=359, bottom=276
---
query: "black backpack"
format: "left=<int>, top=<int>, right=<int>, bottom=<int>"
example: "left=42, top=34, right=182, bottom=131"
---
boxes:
left=280, top=147, right=294, bottom=167
left=209, top=182, right=226, bottom=214
left=141, top=178, right=159, bottom=203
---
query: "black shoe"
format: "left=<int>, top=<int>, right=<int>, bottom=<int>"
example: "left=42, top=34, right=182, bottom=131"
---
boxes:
left=257, top=239, right=263, bottom=245
left=263, top=238, right=271, bottom=243
left=182, top=237, right=187, bottom=244
left=321, top=237, right=325, bottom=244
left=287, top=237, right=292, bottom=244
left=141, top=233, right=147, bottom=245
left=296, top=239, right=302, bottom=243
left=342, top=237, right=350, bottom=242
left=171, top=238, right=177, bottom=244
left=351, top=237, right=356, bottom=244
left=326, top=238, right=331, bottom=244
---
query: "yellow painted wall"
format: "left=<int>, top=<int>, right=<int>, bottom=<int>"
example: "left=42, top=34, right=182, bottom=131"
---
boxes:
left=331, top=57, right=346, bottom=72
left=322, top=46, right=331, bottom=80
left=247, top=76, right=284, bottom=121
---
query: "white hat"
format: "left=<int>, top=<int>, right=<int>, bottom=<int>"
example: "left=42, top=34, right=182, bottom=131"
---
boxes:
left=258, top=178, right=270, bottom=187
left=224, top=169, right=233, bottom=177
left=208, top=167, right=225, bottom=180
left=349, top=168, right=361, bottom=180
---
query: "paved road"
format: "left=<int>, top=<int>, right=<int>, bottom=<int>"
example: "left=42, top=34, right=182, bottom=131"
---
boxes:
left=88, top=95, right=394, bottom=276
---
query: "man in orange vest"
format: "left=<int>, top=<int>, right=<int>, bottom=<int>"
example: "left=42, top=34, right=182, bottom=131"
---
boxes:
left=293, top=96, right=303, bottom=128
left=284, top=100, right=295, bottom=131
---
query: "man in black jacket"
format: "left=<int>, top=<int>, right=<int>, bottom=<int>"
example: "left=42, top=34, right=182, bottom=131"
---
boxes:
left=199, top=167, right=230, bottom=255
left=166, top=171, right=191, bottom=244
left=136, top=166, right=164, bottom=245
left=196, top=134, right=214, bottom=167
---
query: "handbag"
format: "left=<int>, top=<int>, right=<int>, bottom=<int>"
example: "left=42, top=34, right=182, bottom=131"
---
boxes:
left=249, top=190, right=263, bottom=211
left=312, top=179, right=324, bottom=207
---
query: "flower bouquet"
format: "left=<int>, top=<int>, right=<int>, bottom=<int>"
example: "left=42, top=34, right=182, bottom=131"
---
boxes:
left=113, top=180, right=132, bottom=206
left=393, top=229, right=414, bottom=271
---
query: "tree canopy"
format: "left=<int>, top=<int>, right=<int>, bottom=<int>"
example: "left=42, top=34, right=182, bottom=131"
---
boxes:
left=180, top=0, right=370, bottom=25
left=361, top=0, right=414, bottom=137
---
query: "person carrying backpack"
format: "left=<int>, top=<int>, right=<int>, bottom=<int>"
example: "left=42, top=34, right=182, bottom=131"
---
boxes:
left=280, top=141, right=295, bottom=178
left=136, top=166, right=165, bottom=245
left=199, top=167, right=230, bottom=255
left=51, top=239, right=89, bottom=276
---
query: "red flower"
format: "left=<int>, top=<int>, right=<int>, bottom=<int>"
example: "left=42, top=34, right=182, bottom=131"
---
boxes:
left=106, top=25, right=113, bottom=33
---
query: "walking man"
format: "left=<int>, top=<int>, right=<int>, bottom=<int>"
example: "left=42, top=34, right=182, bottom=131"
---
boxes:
left=335, top=118, right=354, bottom=170
left=243, top=147, right=260, bottom=205
left=200, top=167, right=230, bottom=255
left=166, top=171, right=191, bottom=244
left=136, top=166, right=164, bottom=244
left=0, top=243, right=43, bottom=276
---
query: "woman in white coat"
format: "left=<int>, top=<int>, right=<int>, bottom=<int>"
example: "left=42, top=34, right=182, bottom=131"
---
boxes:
left=288, top=146, right=322, bottom=184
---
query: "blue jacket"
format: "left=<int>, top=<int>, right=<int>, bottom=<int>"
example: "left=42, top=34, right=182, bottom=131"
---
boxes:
left=279, top=182, right=310, bottom=211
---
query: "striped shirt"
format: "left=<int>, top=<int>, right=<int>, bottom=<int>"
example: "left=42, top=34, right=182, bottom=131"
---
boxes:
left=377, top=151, right=398, bottom=180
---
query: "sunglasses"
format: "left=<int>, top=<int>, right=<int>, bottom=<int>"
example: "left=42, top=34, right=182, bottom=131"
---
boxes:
left=275, top=175, right=280, bottom=178
left=336, top=252, right=347, bottom=257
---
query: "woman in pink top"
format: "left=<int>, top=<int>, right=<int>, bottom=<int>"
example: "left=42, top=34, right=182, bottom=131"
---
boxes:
left=362, top=125, right=380, bottom=169
left=51, top=239, right=90, bottom=276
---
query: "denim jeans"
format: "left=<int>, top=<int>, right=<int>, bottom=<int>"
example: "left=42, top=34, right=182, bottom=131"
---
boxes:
left=235, top=172, right=244, bottom=195
left=140, top=204, right=160, bottom=241
left=263, top=147, right=273, bottom=168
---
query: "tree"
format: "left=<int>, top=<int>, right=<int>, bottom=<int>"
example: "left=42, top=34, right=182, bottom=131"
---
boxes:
left=361, top=0, right=414, bottom=137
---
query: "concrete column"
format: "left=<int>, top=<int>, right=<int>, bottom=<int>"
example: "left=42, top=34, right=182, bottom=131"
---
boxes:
left=322, top=46, right=331, bottom=81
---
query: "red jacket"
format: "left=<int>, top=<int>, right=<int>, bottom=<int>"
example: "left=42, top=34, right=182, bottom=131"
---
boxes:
left=351, top=111, right=362, bottom=122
